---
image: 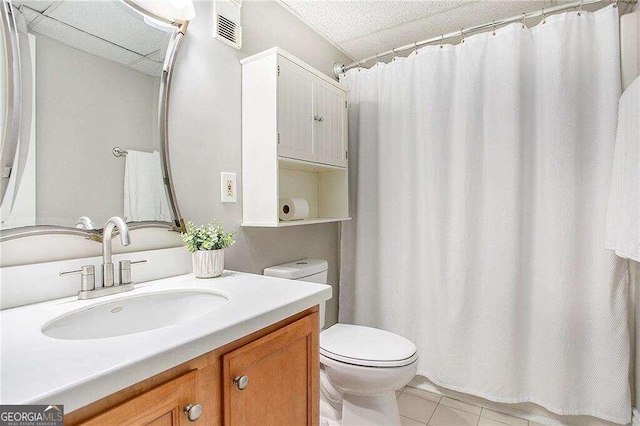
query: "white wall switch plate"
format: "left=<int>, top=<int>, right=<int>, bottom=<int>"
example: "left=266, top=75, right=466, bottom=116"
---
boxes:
left=221, top=172, right=237, bottom=203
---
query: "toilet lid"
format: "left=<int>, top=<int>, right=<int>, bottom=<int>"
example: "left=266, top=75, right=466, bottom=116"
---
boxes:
left=320, top=324, right=418, bottom=368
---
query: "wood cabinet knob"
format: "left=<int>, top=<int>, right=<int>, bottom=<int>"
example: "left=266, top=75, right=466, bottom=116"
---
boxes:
left=183, top=403, right=203, bottom=421
left=233, top=375, right=249, bottom=390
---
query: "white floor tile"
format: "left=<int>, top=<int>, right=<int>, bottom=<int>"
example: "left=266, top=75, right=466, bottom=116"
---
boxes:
left=402, top=387, right=442, bottom=403
left=402, top=415, right=427, bottom=426
left=397, top=393, right=438, bottom=423
left=479, top=417, right=511, bottom=426
left=428, top=405, right=480, bottom=426
left=440, top=396, right=482, bottom=415
left=482, top=408, right=528, bottom=426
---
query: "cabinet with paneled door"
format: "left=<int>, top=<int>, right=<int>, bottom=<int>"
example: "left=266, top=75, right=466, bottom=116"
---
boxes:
left=241, top=47, right=350, bottom=227
left=66, top=308, right=319, bottom=426
left=276, top=55, right=348, bottom=168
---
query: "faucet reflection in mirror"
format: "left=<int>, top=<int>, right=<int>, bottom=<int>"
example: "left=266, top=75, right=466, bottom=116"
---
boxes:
left=59, top=216, right=147, bottom=300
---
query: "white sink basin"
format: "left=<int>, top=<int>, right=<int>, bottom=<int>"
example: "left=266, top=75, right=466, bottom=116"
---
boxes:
left=42, top=290, right=229, bottom=340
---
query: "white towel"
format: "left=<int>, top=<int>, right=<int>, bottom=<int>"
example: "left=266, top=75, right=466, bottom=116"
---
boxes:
left=123, top=150, right=172, bottom=223
left=606, top=76, right=640, bottom=261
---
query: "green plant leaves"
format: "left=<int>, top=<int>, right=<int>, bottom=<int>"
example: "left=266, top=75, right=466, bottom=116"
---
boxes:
left=180, top=219, right=235, bottom=253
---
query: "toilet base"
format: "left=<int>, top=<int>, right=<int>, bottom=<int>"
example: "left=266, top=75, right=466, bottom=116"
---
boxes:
left=341, top=391, right=401, bottom=425
left=320, top=390, right=401, bottom=426
left=320, top=365, right=407, bottom=426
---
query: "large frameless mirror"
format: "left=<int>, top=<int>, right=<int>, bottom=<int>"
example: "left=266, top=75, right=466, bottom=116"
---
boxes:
left=0, top=0, right=187, bottom=242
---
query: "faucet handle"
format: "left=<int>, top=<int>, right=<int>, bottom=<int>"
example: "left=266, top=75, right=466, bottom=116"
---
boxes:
left=118, top=259, right=147, bottom=286
left=60, top=265, right=96, bottom=292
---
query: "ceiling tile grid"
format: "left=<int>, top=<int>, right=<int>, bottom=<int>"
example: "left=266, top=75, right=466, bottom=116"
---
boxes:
left=14, top=0, right=170, bottom=77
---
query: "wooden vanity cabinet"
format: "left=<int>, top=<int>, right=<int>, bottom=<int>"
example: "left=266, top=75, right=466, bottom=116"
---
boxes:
left=80, top=371, right=197, bottom=426
left=67, top=308, right=319, bottom=426
left=223, top=311, right=318, bottom=425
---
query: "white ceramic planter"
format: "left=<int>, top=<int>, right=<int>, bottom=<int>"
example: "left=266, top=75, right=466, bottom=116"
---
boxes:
left=192, top=249, right=224, bottom=278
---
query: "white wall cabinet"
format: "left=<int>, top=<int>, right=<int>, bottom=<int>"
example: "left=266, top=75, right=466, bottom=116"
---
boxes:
left=241, top=47, right=349, bottom=227
left=277, top=56, right=316, bottom=163
left=316, top=80, right=348, bottom=168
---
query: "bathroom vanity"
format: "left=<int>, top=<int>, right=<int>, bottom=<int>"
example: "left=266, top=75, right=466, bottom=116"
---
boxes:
left=0, top=271, right=331, bottom=425
left=69, top=307, right=319, bottom=425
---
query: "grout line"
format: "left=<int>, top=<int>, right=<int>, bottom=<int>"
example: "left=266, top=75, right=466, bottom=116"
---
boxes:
left=397, top=387, right=405, bottom=398
left=425, top=401, right=439, bottom=426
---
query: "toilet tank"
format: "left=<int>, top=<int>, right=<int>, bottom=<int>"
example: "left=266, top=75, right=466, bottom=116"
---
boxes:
left=264, top=259, right=328, bottom=329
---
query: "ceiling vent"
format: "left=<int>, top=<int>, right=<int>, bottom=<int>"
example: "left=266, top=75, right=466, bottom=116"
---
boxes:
left=213, top=0, right=242, bottom=50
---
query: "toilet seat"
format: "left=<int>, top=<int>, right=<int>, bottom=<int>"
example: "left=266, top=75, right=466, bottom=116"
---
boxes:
left=320, top=324, right=418, bottom=368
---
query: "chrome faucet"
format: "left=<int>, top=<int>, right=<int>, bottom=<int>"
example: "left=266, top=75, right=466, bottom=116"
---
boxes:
left=102, top=216, right=131, bottom=288
left=59, top=216, right=146, bottom=300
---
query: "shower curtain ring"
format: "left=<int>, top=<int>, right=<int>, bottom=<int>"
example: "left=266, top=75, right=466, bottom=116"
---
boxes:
left=521, top=13, right=527, bottom=29
left=460, top=28, right=465, bottom=43
left=541, top=8, right=547, bottom=24
left=577, top=0, right=583, bottom=16
left=492, top=21, right=496, bottom=36
left=440, top=34, right=444, bottom=49
left=613, top=0, right=619, bottom=7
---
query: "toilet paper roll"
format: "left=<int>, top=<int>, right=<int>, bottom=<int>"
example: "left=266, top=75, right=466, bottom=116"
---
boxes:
left=279, top=198, right=309, bottom=221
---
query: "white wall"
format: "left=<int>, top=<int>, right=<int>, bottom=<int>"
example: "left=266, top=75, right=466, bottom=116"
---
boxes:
left=35, top=37, right=159, bottom=227
left=0, top=0, right=352, bottom=325
left=167, top=0, right=351, bottom=325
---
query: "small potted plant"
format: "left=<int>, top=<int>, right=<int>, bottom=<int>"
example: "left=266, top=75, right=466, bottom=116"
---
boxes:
left=181, top=220, right=235, bottom=278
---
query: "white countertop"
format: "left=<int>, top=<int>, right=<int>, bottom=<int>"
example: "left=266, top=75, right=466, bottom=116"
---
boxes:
left=0, top=271, right=331, bottom=411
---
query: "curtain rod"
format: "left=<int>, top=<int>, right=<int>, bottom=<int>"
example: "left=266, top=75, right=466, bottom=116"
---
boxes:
left=332, top=0, right=635, bottom=78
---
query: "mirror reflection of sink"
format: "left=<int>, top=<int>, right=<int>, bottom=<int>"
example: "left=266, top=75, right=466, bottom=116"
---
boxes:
left=42, top=290, right=229, bottom=340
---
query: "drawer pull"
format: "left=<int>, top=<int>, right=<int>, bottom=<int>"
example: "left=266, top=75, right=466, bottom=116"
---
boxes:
left=184, top=403, right=203, bottom=421
left=233, top=375, right=249, bottom=390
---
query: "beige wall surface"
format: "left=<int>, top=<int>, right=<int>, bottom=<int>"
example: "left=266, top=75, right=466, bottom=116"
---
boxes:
left=1, top=1, right=352, bottom=325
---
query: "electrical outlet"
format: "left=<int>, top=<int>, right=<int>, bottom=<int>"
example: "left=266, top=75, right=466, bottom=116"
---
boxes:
left=221, top=172, right=237, bottom=203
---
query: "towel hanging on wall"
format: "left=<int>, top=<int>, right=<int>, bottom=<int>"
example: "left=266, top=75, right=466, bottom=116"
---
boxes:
left=123, top=150, right=172, bottom=223
left=606, top=76, right=640, bottom=262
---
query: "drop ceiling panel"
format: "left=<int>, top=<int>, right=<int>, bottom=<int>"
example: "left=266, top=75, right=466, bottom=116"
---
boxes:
left=13, top=0, right=57, bottom=13
left=128, top=57, right=163, bottom=76
left=17, top=6, right=41, bottom=26
left=17, top=1, right=169, bottom=77
left=281, top=0, right=574, bottom=61
left=44, top=1, right=169, bottom=56
left=29, top=14, right=143, bottom=68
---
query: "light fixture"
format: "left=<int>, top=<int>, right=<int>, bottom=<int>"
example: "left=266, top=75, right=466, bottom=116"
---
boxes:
left=125, top=0, right=196, bottom=23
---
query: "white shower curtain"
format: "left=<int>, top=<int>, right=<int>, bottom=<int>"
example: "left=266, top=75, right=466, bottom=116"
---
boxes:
left=339, top=5, right=630, bottom=423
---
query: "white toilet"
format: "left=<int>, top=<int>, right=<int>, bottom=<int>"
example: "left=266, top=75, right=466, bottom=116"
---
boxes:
left=264, top=259, right=418, bottom=426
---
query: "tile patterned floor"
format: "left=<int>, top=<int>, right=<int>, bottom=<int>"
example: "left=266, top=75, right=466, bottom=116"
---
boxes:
left=397, top=387, right=531, bottom=426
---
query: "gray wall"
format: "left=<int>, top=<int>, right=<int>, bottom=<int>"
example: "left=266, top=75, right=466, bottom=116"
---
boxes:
left=36, top=37, right=159, bottom=227
left=1, top=1, right=352, bottom=325
left=168, top=0, right=352, bottom=325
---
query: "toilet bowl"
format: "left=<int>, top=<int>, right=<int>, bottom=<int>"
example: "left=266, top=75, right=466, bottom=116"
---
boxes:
left=264, top=259, right=418, bottom=426
left=319, top=324, right=418, bottom=426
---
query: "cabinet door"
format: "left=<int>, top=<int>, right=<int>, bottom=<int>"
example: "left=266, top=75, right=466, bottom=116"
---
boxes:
left=277, top=57, right=316, bottom=163
left=79, top=371, right=198, bottom=426
left=316, top=80, right=348, bottom=168
left=223, top=313, right=319, bottom=426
